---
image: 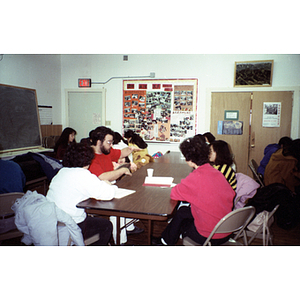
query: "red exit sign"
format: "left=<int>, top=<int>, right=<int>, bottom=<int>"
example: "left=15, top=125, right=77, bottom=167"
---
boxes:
left=78, top=79, right=92, bottom=87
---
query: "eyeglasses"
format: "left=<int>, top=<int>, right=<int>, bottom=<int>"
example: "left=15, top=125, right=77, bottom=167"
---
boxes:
left=105, top=140, right=114, bottom=145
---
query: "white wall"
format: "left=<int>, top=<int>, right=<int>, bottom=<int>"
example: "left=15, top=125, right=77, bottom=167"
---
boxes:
left=1, top=54, right=300, bottom=155
left=60, top=54, right=300, bottom=154
left=0, top=54, right=62, bottom=124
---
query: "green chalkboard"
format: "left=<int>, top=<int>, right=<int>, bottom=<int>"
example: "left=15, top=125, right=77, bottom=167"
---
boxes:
left=0, top=84, right=42, bottom=152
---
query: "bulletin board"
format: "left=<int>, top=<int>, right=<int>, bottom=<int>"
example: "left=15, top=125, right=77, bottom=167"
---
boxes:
left=122, top=79, right=198, bottom=143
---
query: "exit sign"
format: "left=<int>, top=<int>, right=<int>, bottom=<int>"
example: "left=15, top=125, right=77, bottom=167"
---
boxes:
left=78, top=79, right=92, bottom=87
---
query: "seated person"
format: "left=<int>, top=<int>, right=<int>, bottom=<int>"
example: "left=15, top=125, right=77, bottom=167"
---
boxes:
left=152, top=136, right=236, bottom=245
left=54, top=127, right=77, bottom=160
left=257, top=136, right=292, bottom=177
left=88, top=126, right=143, bottom=236
left=208, top=140, right=237, bottom=191
left=0, top=159, right=26, bottom=194
left=264, top=138, right=300, bottom=193
left=88, top=126, right=139, bottom=181
left=46, top=142, right=117, bottom=245
left=124, top=129, right=153, bottom=169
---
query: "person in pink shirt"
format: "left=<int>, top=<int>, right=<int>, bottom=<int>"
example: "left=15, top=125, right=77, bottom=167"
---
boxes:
left=152, top=135, right=236, bottom=245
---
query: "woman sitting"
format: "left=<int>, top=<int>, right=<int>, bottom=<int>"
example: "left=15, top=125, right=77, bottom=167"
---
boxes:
left=209, top=140, right=237, bottom=191
left=54, top=127, right=77, bottom=160
left=152, top=136, right=235, bottom=245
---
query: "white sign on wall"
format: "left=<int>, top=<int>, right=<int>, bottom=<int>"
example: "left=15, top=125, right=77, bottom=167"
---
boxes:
left=262, top=102, right=281, bottom=127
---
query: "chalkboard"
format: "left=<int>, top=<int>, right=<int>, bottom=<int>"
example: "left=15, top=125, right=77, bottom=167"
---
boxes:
left=0, top=84, right=42, bottom=152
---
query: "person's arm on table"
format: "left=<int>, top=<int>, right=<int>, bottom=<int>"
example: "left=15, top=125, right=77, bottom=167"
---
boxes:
left=98, top=167, right=132, bottom=181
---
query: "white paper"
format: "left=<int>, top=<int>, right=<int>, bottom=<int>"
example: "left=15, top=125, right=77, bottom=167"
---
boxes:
left=144, top=176, right=174, bottom=186
left=114, top=188, right=136, bottom=199
left=38, top=106, right=52, bottom=125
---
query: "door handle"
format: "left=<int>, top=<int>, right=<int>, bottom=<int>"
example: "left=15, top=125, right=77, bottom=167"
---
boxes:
left=251, top=131, right=255, bottom=148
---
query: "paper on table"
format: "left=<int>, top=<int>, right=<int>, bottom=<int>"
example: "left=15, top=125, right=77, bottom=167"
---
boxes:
left=160, top=183, right=177, bottom=189
left=143, top=176, right=174, bottom=187
left=114, top=188, right=136, bottom=199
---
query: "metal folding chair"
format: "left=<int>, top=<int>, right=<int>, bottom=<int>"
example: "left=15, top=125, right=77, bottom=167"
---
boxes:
left=183, top=206, right=256, bottom=246
left=249, top=159, right=264, bottom=187
left=245, top=204, right=280, bottom=246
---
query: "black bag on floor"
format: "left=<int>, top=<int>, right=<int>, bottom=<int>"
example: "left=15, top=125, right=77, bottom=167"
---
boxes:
left=246, top=183, right=299, bottom=230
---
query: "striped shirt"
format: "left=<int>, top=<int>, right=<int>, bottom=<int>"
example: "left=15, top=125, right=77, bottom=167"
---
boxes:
left=213, top=164, right=237, bottom=191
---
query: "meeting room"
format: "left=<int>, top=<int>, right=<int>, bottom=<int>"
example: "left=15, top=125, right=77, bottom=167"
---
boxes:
left=1, top=53, right=300, bottom=249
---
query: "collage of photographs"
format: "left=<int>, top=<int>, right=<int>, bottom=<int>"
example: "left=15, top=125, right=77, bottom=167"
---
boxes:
left=123, top=81, right=197, bottom=142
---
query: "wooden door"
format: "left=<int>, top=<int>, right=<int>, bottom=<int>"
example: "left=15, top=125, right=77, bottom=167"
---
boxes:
left=211, top=92, right=251, bottom=174
left=250, top=91, right=293, bottom=165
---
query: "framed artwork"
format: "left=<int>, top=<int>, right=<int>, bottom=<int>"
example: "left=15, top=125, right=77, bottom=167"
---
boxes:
left=234, top=60, right=274, bottom=87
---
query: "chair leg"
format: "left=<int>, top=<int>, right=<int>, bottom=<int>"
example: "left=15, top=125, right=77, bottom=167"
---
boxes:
left=244, top=232, right=248, bottom=246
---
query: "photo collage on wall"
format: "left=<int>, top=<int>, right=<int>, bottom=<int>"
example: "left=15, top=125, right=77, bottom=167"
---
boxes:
left=123, top=79, right=197, bottom=142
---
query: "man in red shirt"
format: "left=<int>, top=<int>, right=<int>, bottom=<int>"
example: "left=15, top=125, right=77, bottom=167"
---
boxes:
left=88, top=126, right=143, bottom=237
left=89, top=126, right=138, bottom=181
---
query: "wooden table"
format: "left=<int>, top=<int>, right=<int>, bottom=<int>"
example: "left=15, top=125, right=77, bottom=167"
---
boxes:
left=76, top=151, right=191, bottom=245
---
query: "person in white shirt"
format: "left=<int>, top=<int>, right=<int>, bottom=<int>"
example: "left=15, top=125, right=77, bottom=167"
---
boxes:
left=46, top=142, right=117, bottom=245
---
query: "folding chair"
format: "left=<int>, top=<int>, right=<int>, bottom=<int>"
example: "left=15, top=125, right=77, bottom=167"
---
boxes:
left=249, top=159, right=264, bottom=187
left=0, top=192, right=24, bottom=244
left=245, top=204, right=279, bottom=246
left=183, top=206, right=256, bottom=246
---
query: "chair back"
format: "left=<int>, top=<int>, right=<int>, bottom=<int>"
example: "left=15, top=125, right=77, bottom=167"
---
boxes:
left=0, top=192, right=24, bottom=239
left=0, top=192, right=24, bottom=218
left=251, top=159, right=259, bottom=171
left=203, top=206, right=255, bottom=246
left=249, top=159, right=264, bottom=187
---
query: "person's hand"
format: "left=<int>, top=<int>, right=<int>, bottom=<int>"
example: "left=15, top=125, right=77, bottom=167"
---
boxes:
left=112, top=161, right=121, bottom=170
left=122, top=167, right=132, bottom=176
left=130, top=162, right=138, bottom=172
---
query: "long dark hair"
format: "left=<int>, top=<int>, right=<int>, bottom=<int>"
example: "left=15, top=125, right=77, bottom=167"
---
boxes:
left=210, top=140, right=233, bottom=166
left=54, top=127, right=77, bottom=153
left=113, top=132, right=128, bottom=145
left=124, top=129, right=147, bottom=149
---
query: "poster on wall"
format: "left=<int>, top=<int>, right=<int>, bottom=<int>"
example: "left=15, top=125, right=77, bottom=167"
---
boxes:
left=262, top=102, right=281, bottom=127
left=217, top=121, right=243, bottom=135
left=123, top=79, right=198, bottom=142
left=38, top=105, right=53, bottom=125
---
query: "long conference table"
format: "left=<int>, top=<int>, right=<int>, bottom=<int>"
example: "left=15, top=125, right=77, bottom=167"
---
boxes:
left=76, top=151, right=192, bottom=245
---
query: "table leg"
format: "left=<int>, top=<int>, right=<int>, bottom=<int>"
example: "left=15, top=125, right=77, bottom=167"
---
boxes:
left=147, top=219, right=152, bottom=245
left=116, top=216, right=120, bottom=245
